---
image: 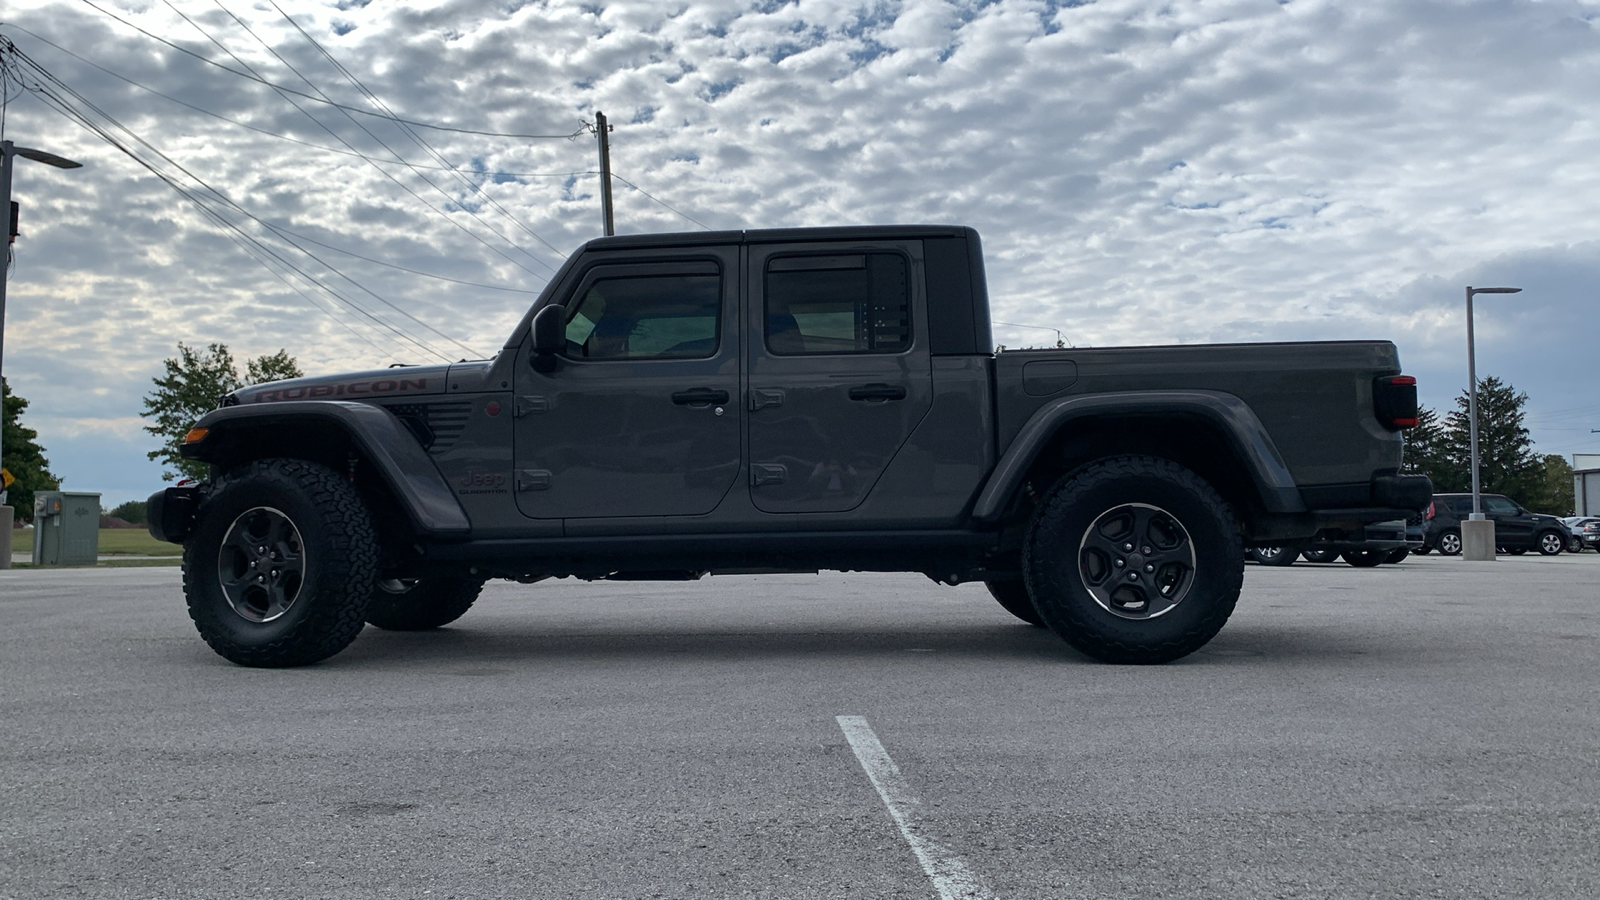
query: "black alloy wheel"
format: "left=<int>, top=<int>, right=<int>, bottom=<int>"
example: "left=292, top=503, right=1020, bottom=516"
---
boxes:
left=1023, top=456, right=1242, bottom=664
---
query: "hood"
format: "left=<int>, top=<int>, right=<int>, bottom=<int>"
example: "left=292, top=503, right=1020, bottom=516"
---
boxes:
left=227, top=364, right=450, bottom=406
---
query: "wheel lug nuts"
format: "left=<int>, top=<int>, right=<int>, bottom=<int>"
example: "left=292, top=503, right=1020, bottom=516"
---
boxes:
left=1142, top=546, right=1152, bottom=554
left=1146, top=564, right=1155, bottom=573
left=1128, top=572, right=1139, bottom=581
left=1123, top=543, right=1134, bottom=551
left=1115, top=559, right=1126, bottom=568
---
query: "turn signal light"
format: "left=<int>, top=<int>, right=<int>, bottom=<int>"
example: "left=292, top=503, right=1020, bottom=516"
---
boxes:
left=183, top=427, right=210, bottom=444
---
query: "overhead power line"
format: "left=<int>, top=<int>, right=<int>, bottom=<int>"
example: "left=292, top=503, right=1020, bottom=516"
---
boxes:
left=5, top=24, right=589, bottom=177
left=3, top=38, right=477, bottom=362
left=76, top=0, right=587, bottom=140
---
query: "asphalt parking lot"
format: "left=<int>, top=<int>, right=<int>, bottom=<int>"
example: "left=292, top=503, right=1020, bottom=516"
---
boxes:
left=2, top=553, right=1597, bottom=899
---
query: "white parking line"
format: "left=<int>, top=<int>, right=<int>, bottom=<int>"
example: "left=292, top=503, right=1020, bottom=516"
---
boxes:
left=836, top=715, right=995, bottom=900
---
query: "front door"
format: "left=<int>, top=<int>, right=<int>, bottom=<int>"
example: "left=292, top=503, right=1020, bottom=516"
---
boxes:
left=513, top=251, right=741, bottom=519
left=745, top=241, right=933, bottom=514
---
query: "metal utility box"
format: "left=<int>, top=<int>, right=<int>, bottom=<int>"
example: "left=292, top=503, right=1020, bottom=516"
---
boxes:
left=32, top=491, right=100, bottom=566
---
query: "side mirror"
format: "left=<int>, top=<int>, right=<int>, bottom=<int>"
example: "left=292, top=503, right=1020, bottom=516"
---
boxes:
left=531, top=305, right=565, bottom=373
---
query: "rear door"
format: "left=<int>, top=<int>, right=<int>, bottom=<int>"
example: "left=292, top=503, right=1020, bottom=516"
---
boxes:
left=745, top=240, right=932, bottom=514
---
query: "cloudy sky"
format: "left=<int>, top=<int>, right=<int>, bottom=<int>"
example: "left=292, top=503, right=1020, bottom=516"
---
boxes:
left=2, top=0, right=1598, bottom=507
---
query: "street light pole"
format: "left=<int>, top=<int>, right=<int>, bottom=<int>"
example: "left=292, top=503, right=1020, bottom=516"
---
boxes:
left=1, top=140, right=82, bottom=566
left=1462, top=284, right=1522, bottom=561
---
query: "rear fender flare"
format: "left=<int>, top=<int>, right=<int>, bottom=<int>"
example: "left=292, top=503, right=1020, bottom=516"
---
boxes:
left=181, top=401, right=471, bottom=538
left=971, top=390, right=1305, bottom=523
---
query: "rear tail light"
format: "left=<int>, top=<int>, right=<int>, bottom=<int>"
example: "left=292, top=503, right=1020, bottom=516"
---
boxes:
left=1425, top=502, right=1436, bottom=520
left=1374, top=375, right=1419, bottom=430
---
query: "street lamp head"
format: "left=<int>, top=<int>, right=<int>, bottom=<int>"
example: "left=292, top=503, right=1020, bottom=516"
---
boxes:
left=11, top=146, right=82, bottom=169
left=1467, top=286, right=1522, bottom=296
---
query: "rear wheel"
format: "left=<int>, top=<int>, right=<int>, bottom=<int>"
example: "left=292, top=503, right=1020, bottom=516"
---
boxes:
left=366, top=576, right=486, bottom=630
left=1023, top=456, right=1242, bottom=664
left=183, top=459, right=376, bottom=667
left=984, top=580, right=1044, bottom=627
left=1436, top=530, right=1463, bottom=556
left=1249, top=546, right=1299, bottom=567
left=1537, top=531, right=1565, bottom=556
left=1384, top=548, right=1410, bottom=564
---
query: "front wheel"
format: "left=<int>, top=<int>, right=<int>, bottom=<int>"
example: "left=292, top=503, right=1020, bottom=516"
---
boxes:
left=984, top=580, right=1045, bottom=627
left=366, top=576, right=486, bottom=630
left=1537, top=531, right=1565, bottom=556
left=1023, top=456, right=1242, bottom=664
left=183, top=459, right=377, bottom=667
left=1301, top=549, right=1340, bottom=563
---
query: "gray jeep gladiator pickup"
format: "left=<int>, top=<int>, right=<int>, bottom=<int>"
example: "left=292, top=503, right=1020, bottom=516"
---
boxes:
left=148, top=225, right=1429, bottom=667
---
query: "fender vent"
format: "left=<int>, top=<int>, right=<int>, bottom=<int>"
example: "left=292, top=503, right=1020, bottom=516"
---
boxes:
left=380, top=401, right=472, bottom=454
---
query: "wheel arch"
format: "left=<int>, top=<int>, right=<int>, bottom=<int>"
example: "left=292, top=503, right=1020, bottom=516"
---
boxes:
left=181, top=401, right=471, bottom=541
left=971, top=391, right=1305, bottom=528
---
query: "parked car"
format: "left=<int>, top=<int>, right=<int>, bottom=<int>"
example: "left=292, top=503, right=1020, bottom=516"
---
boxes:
left=1562, top=516, right=1600, bottom=552
left=1248, top=519, right=1415, bottom=567
left=1422, top=493, right=1569, bottom=556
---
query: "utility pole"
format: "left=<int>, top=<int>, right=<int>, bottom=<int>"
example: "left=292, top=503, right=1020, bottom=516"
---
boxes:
left=1, top=139, right=82, bottom=567
left=594, top=111, right=614, bottom=236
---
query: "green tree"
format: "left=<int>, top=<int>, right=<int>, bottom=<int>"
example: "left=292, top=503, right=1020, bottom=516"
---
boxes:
left=1434, top=376, right=1541, bottom=505
left=2, top=376, right=63, bottom=521
left=1524, top=454, right=1575, bottom=516
left=141, top=343, right=303, bottom=482
left=109, top=499, right=149, bottom=525
left=1401, top=406, right=1464, bottom=492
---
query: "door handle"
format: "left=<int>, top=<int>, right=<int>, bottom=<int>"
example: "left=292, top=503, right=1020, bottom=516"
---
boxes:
left=672, top=388, right=730, bottom=407
left=848, top=383, right=907, bottom=402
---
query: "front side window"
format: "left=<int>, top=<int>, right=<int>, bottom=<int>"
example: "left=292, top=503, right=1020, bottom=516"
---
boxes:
left=764, top=253, right=910, bottom=355
left=564, top=271, right=721, bottom=360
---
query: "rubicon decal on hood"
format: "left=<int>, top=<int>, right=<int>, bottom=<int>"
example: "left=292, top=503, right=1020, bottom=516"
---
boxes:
left=252, top=378, right=428, bottom=402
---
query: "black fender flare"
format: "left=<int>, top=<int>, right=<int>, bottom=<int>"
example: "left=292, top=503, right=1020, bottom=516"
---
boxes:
left=970, top=390, right=1306, bottom=524
left=181, top=401, right=471, bottom=538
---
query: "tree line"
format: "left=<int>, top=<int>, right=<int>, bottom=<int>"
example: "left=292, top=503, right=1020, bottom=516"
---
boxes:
left=1401, top=375, right=1573, bottom=515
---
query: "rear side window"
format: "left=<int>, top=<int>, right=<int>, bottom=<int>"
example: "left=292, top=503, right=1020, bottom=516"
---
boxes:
left=564, top=270, right=721, bottom=360
left=764, top=254, right=910, bottom=355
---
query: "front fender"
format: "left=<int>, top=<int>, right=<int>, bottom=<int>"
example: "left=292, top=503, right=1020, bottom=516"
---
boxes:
left=181, top=401, right=471, bottom=538
left=970, top=390, right=1305, bottom=523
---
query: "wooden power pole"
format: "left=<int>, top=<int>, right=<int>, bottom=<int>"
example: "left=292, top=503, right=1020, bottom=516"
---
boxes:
left=594, top=111, right=614, bottom=236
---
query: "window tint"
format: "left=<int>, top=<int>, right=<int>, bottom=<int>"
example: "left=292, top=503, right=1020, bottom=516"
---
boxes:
left=564, top=271, right=720, bottom=360
left=764, top=253, right=910, bottom=355
left=1486, top=496, right=1520, bottom=515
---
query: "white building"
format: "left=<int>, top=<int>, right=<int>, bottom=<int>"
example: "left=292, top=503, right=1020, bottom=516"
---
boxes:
left=1576, top=454, right=1600, bottom=517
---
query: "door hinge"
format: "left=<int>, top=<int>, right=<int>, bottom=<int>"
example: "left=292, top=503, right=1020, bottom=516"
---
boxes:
left=750, top=388, right=785, bottom=411
left=517, top=469, right=552, bottom=491
left=751, top=464, right=787, bottom=487
left=515, top=396, right=549, bottom=418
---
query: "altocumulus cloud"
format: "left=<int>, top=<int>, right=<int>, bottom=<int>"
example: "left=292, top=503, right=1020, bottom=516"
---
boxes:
left=1, top=0, right=1598, bottom=503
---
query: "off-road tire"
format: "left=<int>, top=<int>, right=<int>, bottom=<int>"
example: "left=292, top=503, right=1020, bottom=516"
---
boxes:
left=1342, top=550, right=1387, bottom=567
left=183, top=458, right=377, bottom=667
left=366, top=576, right=486, bottom=631
left=1536, top=531, right=1565, bottom=556
left=1022, top=456, right=1243, bottom=664
left=1249, top=546, right=1299, bottom=567
left=1436, top=530, right=1463, bottom=556
left=984, top=580, right=1045, bottom=627
left=1301, top=549, right=1340, bottom=563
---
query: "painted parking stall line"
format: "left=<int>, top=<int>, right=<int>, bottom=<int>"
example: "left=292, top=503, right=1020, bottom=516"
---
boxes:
left=836, top=715, right=996, bottom=900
